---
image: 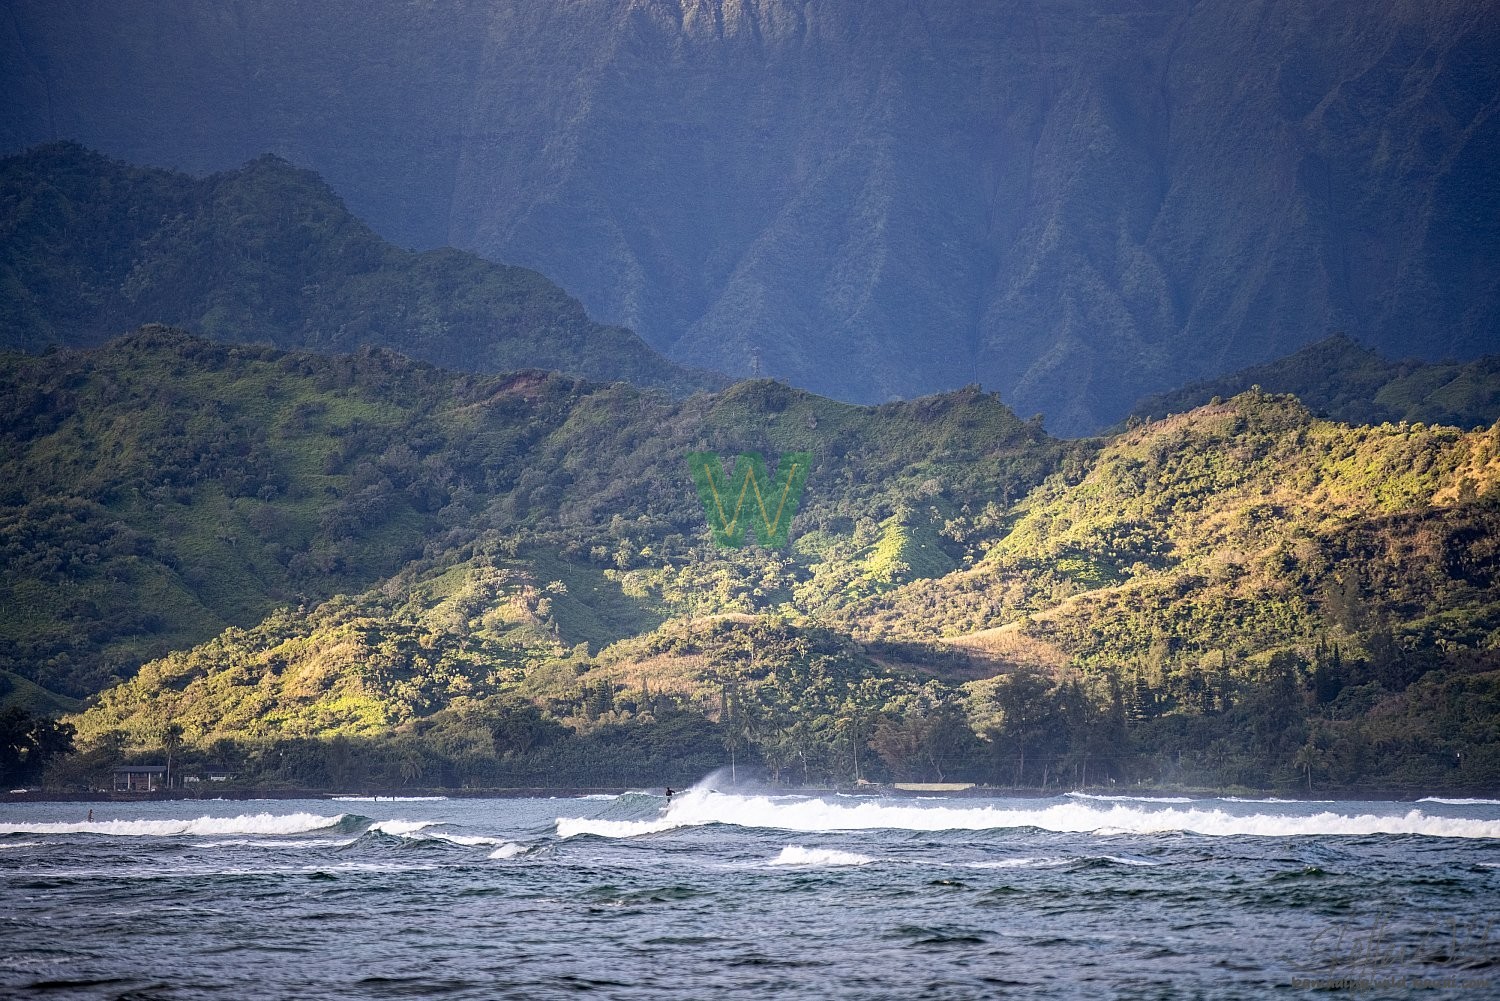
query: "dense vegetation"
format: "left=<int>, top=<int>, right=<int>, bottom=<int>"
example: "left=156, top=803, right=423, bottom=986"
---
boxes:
left=1130, top=334, right=1500, bottom=431
left=7, top=333, right=1500, bottom=792
left=0, top=143, right=718, bottom=395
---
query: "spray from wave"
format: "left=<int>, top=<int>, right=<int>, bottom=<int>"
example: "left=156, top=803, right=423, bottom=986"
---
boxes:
left=554, top=790, right=1500, bottom=840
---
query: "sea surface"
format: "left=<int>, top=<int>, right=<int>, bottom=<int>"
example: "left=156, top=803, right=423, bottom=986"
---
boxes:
left=1, top=784, right=1497, bottom=999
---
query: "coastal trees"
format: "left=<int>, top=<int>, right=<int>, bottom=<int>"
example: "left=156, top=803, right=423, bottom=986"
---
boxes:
left=0, top=707, right=75, bottom=786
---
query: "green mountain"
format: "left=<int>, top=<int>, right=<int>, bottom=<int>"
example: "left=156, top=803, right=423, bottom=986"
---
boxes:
left=10, top=333, right=1499, bottom=791
left=5, top=2, right=1497, bottom=432
left=0, top=143, right=720, bottom=395
left=1130, top=334, right=1500, bottom=429
left=0, top=328, right=1054, bottom=698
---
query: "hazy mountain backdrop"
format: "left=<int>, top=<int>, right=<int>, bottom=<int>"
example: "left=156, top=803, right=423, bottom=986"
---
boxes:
left=4, top=0, right=1496, bottom=433
left=0, top=143, right=719, bottom=395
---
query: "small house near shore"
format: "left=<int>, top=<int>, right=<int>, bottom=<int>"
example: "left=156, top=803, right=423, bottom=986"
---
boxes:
left=112, top=765, right=168, bottom=791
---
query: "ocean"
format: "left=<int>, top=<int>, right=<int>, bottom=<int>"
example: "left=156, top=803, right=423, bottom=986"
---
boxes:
left=2, top=785, right=1496, bottom=999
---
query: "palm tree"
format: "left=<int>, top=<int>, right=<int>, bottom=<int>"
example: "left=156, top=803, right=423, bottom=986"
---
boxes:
left=1293, top=740, right=1322, bottom=794
left=161, top=722, right=184, bottom=790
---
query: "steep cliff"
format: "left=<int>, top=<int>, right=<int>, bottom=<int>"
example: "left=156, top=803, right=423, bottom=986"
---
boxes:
left=4, top=0, right=1496, bottom=432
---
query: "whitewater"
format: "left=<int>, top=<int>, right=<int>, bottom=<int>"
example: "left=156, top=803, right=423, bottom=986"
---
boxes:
left=2, top=791, right=1496, bottom=999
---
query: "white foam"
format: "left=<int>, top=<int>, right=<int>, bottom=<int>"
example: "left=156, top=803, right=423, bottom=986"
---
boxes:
left=417, top=832, right=510, bottom=847
left=489, top=842, right=526, bottom=859
left=577, top=794, right=618, bottom=801
left=1418, top=797, right=1500, bottom=806
left=1220, top=797, right=1329, bottom=804
left=364, top=819, right=513, bottom=847
left=0, top=812, right=349, bottom=838
left=1067, top=792, right=1195, bottom=803
left=332, top=796, right=448, bottom=802
left=768, top=845, right=875, bottom=866
left=553, top=790, right=1500, bottom=840
left=0, top=841, right=40, bottom=850
left=366, top=819, right=436, bottom=837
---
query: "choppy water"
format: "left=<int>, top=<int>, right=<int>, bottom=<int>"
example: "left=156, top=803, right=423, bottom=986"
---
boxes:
left=2, top=784, right=1497, bottom=999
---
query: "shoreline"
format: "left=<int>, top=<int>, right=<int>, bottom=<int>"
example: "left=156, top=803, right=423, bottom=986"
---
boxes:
left=4, top=784, right=1492, bottom=805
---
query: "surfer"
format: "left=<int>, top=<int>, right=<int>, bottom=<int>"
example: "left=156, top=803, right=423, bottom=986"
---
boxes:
left=87, top=809, right=93, bottom=822
left=665, top=787, right=676, bottom=801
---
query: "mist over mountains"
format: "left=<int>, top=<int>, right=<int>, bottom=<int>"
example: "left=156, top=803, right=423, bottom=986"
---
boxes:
left=5, top=0, right=1496, bottom=433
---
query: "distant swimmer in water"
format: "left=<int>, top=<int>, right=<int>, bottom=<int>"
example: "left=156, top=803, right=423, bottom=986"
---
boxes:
left=87, top=809, right=93, bottom=822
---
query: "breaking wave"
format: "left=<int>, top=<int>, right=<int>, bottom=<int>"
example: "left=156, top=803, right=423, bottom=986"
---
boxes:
left=366, top=819, right=437, bottom=837
left=768, top=846, right=875, bottom=866
left=0, top=812, right=356, bottom=838
left=1066, top=792, right=1195, bottom=804
left=554, top=791, right=1500, bottom=840
left=489, top=842, right=527, bottom=859
left=1417, top=797, right=1500, bottom=806
left=364, top=820, right=511, bottom=847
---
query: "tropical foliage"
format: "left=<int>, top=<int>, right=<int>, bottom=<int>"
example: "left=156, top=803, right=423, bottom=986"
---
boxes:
left=7, top=333, right=1499, bottom=792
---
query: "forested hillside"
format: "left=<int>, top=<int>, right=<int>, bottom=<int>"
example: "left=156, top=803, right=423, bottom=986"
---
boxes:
left=9, top=333, right=1499, bottom=792
left=1, top=328, right=1057, bottom=698
left=1130, top=334, right=1500, bottom=430
left=0, top=144, right=717, bottom=394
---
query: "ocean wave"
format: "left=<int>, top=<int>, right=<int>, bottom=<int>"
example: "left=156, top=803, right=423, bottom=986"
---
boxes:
left=415, top=832, right=511, bottom=847
left=768, top=846, right=875, bottom=867
left=0, top=841, right=40, bottom=850
left=198, top=838, right=353, bottom=849
left=489, top=842, right=526, bottom=859
left=554, top=791, right=1500, bottom=840
left=0, top=812, right=354, bottom=838
left=1417, top=797, right=1500, bottom=806
left=331, top=796, right=448, bottom=802
left=363, top=819, right=511, bottom=848
left=1066, top=792, right=1195, bottom=804
left=366, top=819, right=436, bottom=837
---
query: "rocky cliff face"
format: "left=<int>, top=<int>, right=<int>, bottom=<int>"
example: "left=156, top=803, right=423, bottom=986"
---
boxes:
left=4, top=0, right=1496, bottom=432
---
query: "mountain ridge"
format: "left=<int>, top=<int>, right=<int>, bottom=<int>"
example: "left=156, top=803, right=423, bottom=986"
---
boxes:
left=1129, top=333, right=1500, bottom=430
left=0, top=142, right=722, bottom=395
left=5, top=0, right=1496, bottom=432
